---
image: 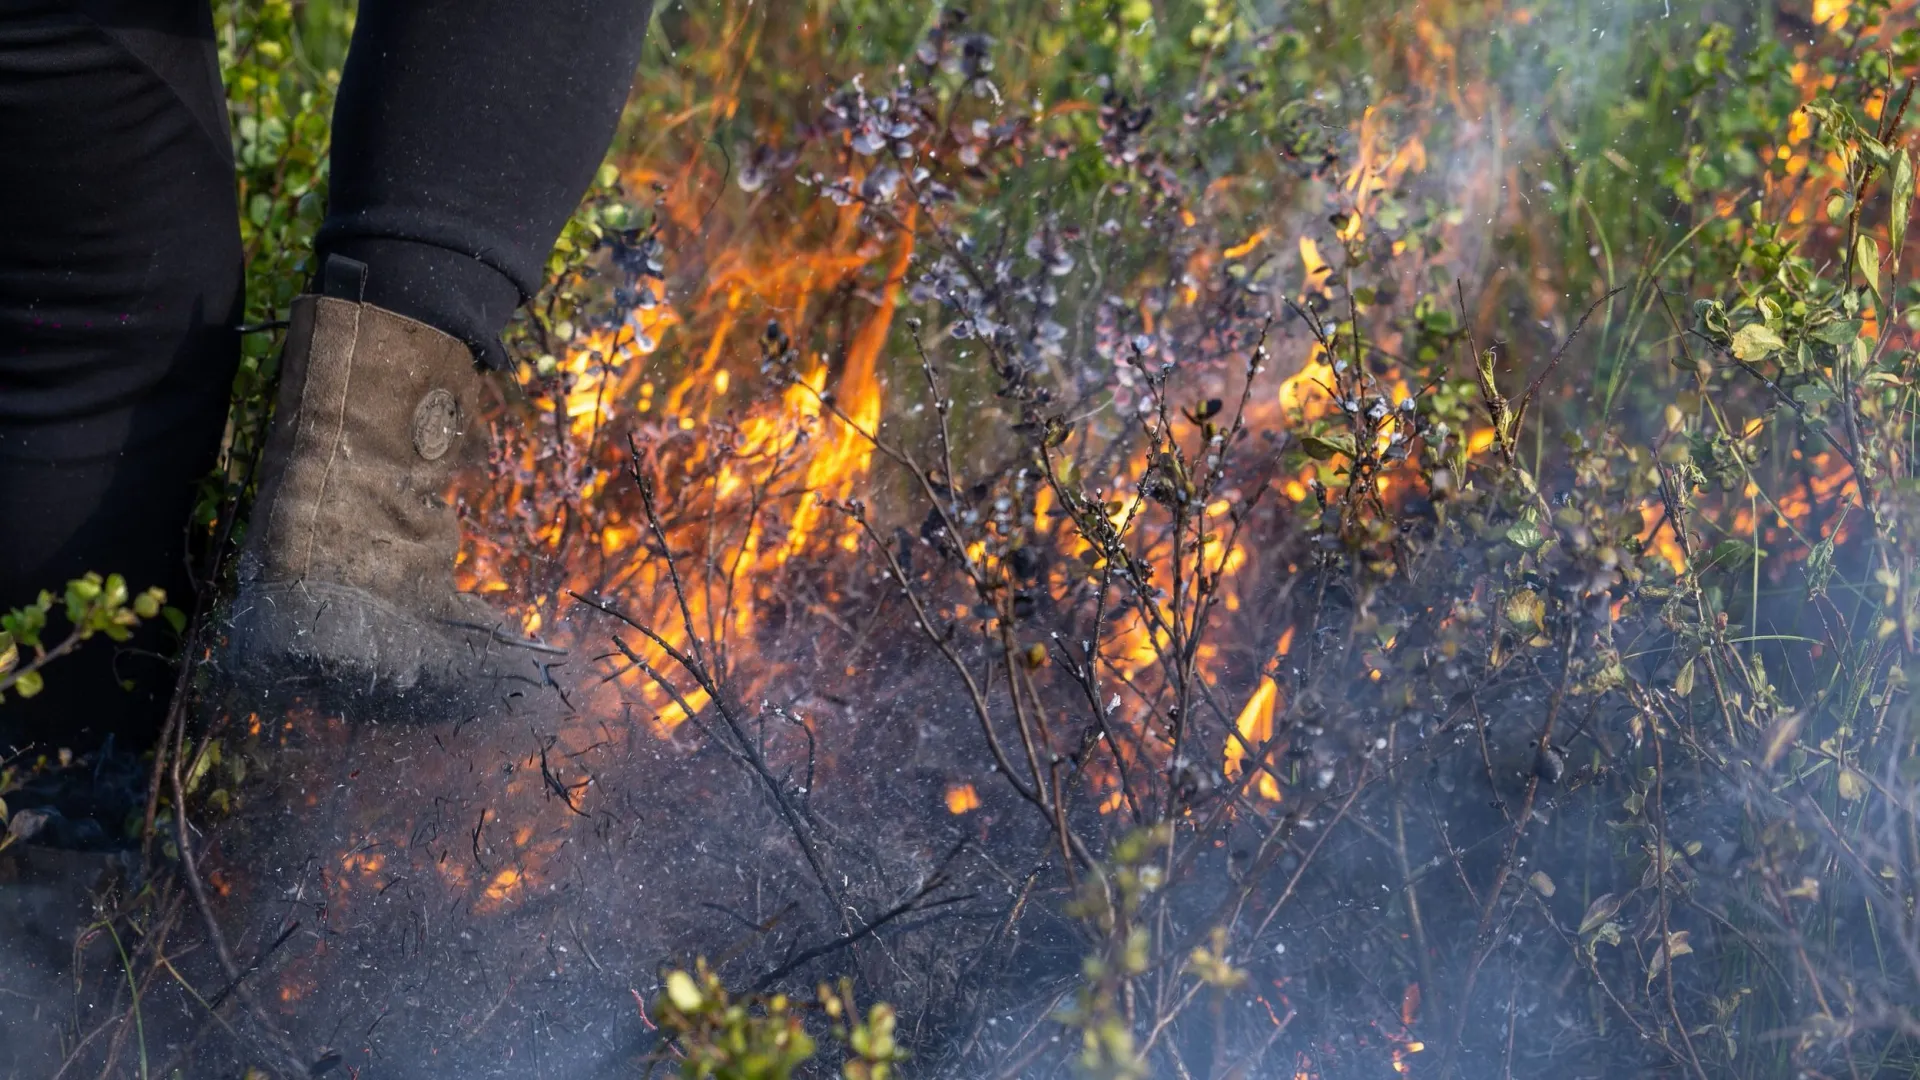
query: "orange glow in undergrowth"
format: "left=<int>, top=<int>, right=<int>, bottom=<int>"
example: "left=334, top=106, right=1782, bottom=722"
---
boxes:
left=1386, top=983, right=1424, bottom=1075
left=785, top=206, right=919, bottom=556
left=1343, top=104, right=1428, bottom=244
left=1225, top=676, right=1283, bottom=802
left=945, top=783, right=981, bottom=814
left=461, top=178, right=925, bottom=735
left=484, top=868, right=523, bottom=903
left=429, top=0, right=1910, bottom=930
left=1298, top=236, right=1333, bottom=298
left=1277, top=345, right=1334, bottom=419
left=454, top=30, right=1462, bottom=770
left=1639, top=499, right=1688, bottom=576
left=1224, top=228, right=1270, bottom=260
left=1638, top=446, right=1863, bottom=578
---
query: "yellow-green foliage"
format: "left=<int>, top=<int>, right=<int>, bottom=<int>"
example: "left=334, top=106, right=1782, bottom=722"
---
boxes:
left=651, top=962, right=906, bottom=1080
left=0, top=574, right=168, bottom=704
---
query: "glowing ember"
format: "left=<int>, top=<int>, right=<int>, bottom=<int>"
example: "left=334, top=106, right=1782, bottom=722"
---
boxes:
left=944, top=783, right=981, bottom=815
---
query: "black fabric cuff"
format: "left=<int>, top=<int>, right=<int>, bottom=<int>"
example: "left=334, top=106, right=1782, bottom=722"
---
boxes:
left=315, top=236, right=521, bottom=370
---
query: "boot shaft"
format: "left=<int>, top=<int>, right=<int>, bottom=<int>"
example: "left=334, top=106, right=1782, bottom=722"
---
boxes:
left=242, top=293, right=482, bottom=607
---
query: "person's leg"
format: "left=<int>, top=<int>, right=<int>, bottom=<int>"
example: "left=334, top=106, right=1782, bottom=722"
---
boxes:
left=0, top=6, right=234, bottom=1070
left=320, top=0, right=656, bottom=368
left=0, top=0, right=240, bottom=765
left=227, top=0, right=652, bottom=706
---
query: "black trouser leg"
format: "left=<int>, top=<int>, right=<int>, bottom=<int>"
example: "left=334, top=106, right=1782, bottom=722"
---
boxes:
left=319, top=0, right=655, bottom=368
left=0, top=0, right=652, bottom=765
left=0, top=1, right=241, bottom=760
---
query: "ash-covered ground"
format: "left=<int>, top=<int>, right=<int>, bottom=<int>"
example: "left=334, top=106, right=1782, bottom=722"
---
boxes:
left=5, top=607, right=1067, bottom=1080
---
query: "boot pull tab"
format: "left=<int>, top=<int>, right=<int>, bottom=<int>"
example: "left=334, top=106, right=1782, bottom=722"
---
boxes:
left=321, top=254, right=369, bottom=303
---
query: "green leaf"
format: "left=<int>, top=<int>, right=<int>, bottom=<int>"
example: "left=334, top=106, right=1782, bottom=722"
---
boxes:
left=1694, top=299, right=1731, bottom=343
left=1792, top=382, right=1835, bottom=410
left=1811, top=319, right=1862, bottom=345
left=1705, top=539, right=1760, bottom=570
left=1806, top=528, right=1838, bottom=597
left=66, top=573, right=101, bottom=605
left=2, top=594, right=49, bottom=649
left=1587, top=921, right=1624, bottom=954
left=1837, top=767, right=1868, bottom=801
left=1648, top=930, right=1693, bottom=985
left=0, top=631, right=14, bottom=676
left=1504, top=588, right=1546, bottom=631
left=1856, top=233, right=1884, bottom=305
left=665, top=970, right=704, bottom=1012
left=1730, top=323, right=1785, bottom=361
left=1893, top=150, right=1913, bottom=268
left=1505, top=517, right=1545, bottom=550
left=1578, top=892, right=1624, bottom=936
left=13, top=670, right=43, bottom=699
left=1299, top=433, right=1357, bottom=461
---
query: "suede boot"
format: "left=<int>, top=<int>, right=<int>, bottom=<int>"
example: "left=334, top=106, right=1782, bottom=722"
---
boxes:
left=227, top=257, right=553, bottom=711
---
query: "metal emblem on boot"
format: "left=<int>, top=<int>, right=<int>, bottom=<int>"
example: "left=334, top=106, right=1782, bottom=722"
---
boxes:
left=225, top=256, right=559, bottom=714
left=411, top=388, right=460, bottom=462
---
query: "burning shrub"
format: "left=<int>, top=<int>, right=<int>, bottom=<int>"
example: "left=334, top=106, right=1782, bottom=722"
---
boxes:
left=469, top=3, right=1920, bottom=1076
left=24, top=2, right=1920, bottom=1079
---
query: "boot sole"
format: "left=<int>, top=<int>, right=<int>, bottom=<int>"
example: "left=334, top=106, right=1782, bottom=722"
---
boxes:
left=223, top=581, right=541, bottom=721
